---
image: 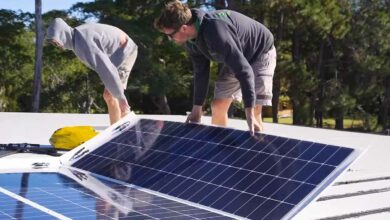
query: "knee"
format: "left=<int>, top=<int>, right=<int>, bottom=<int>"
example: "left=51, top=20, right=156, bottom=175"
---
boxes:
left=211, top=100, right=228, bottom=115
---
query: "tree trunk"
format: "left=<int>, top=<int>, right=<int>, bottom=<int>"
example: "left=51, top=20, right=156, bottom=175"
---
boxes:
left=381, top=76, right=390, bottom=133
left=291, top=100, right=299, bottom=125
left=292, top=29, right=301, bottom=63
left=272, top=11, right=284, bottom=123
left=335, top=110, right=344, bottom=130
left=32, top=0, right=43, bottom=112
left=272, top=74, right=280, bottom=123
left=152, top=94, right=171, bottom=114
left=292, top=28, right=301, bottom=124
left=315, top=39, right=325, bottom=127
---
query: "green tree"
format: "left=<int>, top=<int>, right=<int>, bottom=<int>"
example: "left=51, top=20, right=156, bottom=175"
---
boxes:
left=242, top=0, right=351, bottom=126
left=0, top=10, right=34, bottom=111
left=337, top=0, right=390, bottom=132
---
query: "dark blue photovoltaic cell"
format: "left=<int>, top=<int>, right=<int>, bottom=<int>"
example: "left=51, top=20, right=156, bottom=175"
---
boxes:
left=71, top=119, right=356, bottom=220
left=0, top=172, right=229, bottom=220
left=326, top=146, right=354, bottom=166
left=0, top=192, right=54, bottom=219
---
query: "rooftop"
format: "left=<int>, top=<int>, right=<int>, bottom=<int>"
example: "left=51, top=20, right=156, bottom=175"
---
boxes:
left=0, top=112, right=389, bottom=219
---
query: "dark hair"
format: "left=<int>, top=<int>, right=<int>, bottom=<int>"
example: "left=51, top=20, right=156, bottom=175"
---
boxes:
left=154, top=0, right=193, bottom=31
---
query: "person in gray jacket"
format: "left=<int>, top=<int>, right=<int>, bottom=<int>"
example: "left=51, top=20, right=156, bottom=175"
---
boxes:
left=154, top=1, right=276, bottom=135
left=46, top=18, right=138, bottom=125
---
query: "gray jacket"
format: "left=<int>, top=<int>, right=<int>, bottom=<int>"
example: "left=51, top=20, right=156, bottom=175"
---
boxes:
left=46, top=18, right=137, bottom=100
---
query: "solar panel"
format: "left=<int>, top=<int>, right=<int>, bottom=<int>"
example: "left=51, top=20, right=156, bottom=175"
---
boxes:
left=65, top=117, right=358, bottom=219
left=0, top=170, right=231, bottom=219
left=0, top=188, right=55, bottom=219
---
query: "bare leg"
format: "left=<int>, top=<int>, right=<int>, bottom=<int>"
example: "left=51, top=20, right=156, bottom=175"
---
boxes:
left=254, top=104, right=264, bottom=132
left=103, top=89, right=121, bottom=125
left=211, top=98, right=233, bottom=126
left=121, top=109, right=130, bottom=118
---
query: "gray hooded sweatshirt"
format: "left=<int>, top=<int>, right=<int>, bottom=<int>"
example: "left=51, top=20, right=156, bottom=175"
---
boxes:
left=46, top=18, right=137, bottom=100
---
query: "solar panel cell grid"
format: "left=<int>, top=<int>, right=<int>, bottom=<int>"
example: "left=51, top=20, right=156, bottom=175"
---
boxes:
left=0, top=192, right=54, bottom=219
left=0, top=173, right=231, bottom=219
left=71, top=118, right=356, bottom=219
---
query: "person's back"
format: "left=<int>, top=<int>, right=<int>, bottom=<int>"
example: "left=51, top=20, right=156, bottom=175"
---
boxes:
left=186, top=9, right=273, bottom=64
left=74, top=23, right=137, bottom=68
left=47, top=18, right=138, bottom=125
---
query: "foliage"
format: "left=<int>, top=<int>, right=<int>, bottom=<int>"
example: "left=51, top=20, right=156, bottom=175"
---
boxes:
left=0, top=10, right=34, bottom=111
left=0, top=0, right=388, bottom=134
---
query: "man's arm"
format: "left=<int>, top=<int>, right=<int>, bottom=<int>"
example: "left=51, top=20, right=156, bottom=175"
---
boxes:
left=185, top=48, right=210, bottom=123
left=204, top=20, right=261, bottom=134
left=204, top=20, right=256, bottom=108
left=190, top=53, right=211, bottom=106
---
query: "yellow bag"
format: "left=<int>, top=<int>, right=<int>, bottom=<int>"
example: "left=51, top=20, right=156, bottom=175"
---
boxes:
left=49, top=126, right=99, bottom=150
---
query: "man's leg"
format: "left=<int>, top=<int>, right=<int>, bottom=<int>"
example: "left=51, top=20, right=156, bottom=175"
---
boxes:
left=254, top=104, right=264, bottom=132
left=253, top=46, right=277, bottom=132
left=211, top=98, right=233, bottom=126
left=116, top=48, right=137, bottom=122
left=213, top=64, right=240, bottom=127
left=103, top=89, right=121, bottom=125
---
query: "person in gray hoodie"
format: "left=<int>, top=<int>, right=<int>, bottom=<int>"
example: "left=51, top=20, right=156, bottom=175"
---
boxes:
left=46, top=18, right=138, bottom=125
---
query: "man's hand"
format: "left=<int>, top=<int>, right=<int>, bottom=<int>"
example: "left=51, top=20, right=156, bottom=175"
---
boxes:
left=185, top=105, right=203, bottom=123
left=119, top=98, right=131, bottom=116
left=245, top=107, right=262, bottom=135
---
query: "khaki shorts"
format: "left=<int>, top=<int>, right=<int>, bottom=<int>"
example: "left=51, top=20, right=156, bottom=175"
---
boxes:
left=214, top=46, right=276, bottom=106
left=118, top=48, right=138, bottom=89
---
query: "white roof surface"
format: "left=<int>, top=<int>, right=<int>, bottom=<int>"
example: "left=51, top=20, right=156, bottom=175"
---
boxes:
left=0, top=112, right=389, bottom=219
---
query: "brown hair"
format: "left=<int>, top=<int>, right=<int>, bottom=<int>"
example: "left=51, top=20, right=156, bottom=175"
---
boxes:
left=154, top=1, right=193, bottom=31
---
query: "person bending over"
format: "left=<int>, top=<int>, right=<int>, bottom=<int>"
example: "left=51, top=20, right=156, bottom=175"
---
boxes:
left=154, top=1, right=276, bottom=135
left=47, top=18, right=138, bottom=124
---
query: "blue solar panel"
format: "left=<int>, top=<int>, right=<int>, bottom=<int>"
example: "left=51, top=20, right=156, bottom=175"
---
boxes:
left=0, top=171, right=231, bottom=219
left=0, top=191, right=55, bottom=219
left=70, top=118, right=357, bottom=219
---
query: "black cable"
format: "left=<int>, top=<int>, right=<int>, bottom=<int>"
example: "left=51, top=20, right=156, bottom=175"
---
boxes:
left=0, top=143, right=60, bottom=156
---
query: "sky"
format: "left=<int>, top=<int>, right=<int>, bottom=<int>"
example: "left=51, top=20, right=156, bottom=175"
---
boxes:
left=0, top=0, right=93, bottom=13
